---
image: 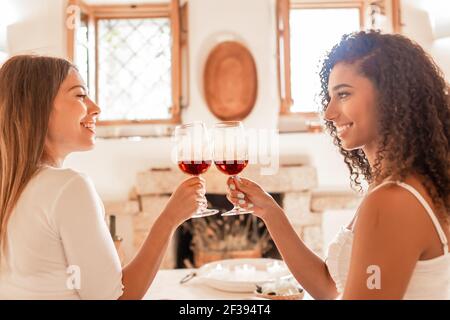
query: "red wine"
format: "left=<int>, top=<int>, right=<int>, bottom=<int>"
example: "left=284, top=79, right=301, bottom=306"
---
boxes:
left=214, top=160, right=249, bottom=175
left=178, top=160, right=212, bottom=175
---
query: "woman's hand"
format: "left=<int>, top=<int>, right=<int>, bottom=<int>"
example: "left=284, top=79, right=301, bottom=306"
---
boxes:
left=161, top=176, right=207, bottom=228
left=226, top=176, right=282, bottom=221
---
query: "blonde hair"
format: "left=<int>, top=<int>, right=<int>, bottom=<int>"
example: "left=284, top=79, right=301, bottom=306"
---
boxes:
left=0, top=55, right=74, bottom=251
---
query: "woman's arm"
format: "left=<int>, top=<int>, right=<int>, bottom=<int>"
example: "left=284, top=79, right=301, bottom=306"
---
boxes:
left=119, top=176, right=206, bottom=300
left=53, top=173, right=126, bottom=300
left=118, top=214, right=176, bottom=300
left=262, top=205, right=339, bottom=299
left=227, top=177, right=339, bottom=300
left=342, top=186, right=424, bottom=299
left=53, top=172, right=205, bottom=300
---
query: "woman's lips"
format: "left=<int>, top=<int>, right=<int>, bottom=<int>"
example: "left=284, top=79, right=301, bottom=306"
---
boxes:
left=336, top=123, right=353, bottom=137
left=81, top=122, right=96, bottom=134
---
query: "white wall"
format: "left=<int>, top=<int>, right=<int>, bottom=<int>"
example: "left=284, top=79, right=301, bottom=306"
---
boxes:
left=401, top=0, right=450, bottom=82
left=5, top=0, right=67, bottom=57
left=183, top=0, right=280, bottom=130
left=66, top=137, right=174, bottom=201
left=0, top=0, right=19, bottom=52
left=0, top=52, right=7, bottom=64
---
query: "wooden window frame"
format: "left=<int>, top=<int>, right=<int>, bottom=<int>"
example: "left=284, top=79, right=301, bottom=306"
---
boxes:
left=67, top=1, right=97, bottom=102
left=66, top=0, right=186, bottom=126
left=277, top=0, right=402, bottom=119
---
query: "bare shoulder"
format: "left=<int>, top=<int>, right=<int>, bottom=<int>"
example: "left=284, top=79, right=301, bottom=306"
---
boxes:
left=344, top=182, right=427, bottom=299
left=354, top=183, right=430, bottom=249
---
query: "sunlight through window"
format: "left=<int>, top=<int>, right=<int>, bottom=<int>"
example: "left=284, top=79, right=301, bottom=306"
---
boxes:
left=97, top=18, right=173, bottom=121
left=290, top=8, right=360, bottom=112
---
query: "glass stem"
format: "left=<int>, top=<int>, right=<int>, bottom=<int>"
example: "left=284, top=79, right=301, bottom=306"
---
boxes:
left=232, top=175, right=241, bottom=210
left=196, top=173, right=205, bottom=213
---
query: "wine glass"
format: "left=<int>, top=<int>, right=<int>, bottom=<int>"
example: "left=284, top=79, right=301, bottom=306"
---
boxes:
left=213, top=121, right=253, bottom=216
left=174, top=122, right=219, bottom=218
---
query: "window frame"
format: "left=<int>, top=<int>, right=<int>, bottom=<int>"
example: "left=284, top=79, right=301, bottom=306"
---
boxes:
left=66, top=0, right=185, bottom=126
left=277, top=0, right=402, bottom=119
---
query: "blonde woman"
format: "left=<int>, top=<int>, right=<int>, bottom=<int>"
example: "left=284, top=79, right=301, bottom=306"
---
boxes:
left=0, top=55, right=206, bottom=300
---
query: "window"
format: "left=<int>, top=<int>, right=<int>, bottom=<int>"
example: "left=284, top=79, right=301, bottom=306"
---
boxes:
left=97, top=18, right=173, bottom=121
left=67, top=0, right=186, bottom=125
left=290, top=7, right=361, bottom=113
left=75, top=12, right=90, bottom=90
left=277, top=0, right=402, bottom=115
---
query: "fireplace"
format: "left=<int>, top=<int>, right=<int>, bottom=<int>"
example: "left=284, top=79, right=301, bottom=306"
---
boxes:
left=175, top=193, right=283, bottom=268
left=128, top=164, right=328, bottom=269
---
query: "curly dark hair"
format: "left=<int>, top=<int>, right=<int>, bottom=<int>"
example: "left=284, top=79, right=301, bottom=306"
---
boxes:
left=319, top=30, right=450, bottom=216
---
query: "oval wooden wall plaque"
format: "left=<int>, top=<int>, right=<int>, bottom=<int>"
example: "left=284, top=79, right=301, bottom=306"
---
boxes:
left=204, top=41, right=258, bottom=121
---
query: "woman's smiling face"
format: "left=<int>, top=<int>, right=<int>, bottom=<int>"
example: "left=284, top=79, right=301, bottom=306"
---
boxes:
left=324, top=62, right=380, bottom=152
left=45, top=68, right=101, bottom=161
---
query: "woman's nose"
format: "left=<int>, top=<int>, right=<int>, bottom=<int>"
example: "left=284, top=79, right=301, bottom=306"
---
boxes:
left=87, top=97, right=101, bottom=118
left=324, top=100, right=338, bottom=122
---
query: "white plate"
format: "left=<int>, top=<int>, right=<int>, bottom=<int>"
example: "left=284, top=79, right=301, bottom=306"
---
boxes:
left=196, top=258, right=292, bottom=293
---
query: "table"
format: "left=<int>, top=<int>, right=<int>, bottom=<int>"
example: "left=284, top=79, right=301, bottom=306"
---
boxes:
left=144, top=269, right=313, bottom=300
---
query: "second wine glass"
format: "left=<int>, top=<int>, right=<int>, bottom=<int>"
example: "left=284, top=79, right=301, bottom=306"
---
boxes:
left=213, top=121, right=253, bottom=216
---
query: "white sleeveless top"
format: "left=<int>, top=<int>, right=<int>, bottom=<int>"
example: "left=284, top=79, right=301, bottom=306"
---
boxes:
left=325, top=181, right=450, bottom=300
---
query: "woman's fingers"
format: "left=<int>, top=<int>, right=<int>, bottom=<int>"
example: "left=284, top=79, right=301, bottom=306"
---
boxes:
left=226, top=193, right=254, bottom=209
left=196, top=195, right=207, bottom=204
left=182, top=176, right=261, bottom=212
left=227, top=179, right=256, bottom=209
left=227, top=177, right=236, bottom=190
left=228, top=190, right=246, bottom=200
left=197, top=188, right=206, bottom=196
left=184, top=176, right=206, bottom=188
left=227, top=176, right=259, bottom=194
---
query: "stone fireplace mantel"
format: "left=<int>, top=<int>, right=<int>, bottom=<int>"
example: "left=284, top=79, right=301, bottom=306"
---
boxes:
left=135, top=165, right=318, bottom=195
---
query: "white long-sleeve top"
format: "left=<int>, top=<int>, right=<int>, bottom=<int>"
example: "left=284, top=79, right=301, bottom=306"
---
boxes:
left=0, top=166, right=124, bottom=300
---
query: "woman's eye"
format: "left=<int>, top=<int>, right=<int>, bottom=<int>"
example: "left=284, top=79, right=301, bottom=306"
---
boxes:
left=338, top=92, right=350, bottom=99
left=77, top=94, right=87, bottom=100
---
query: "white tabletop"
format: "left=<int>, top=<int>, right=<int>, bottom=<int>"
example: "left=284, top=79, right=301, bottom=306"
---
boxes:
left=144, top=269, right=313, bottom=300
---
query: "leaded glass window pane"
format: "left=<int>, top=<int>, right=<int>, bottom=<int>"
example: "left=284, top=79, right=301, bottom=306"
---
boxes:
left=97, top=18, right=173, bottom=121
left=76, top=13, right=90, bottom=89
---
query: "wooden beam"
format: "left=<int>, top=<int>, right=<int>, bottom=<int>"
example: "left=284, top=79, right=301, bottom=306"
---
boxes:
left=89, top=3, right=170, bottom=19
left=180, top=2, right=190, bottom=111
left=277, top=0, right=293, bottom=115
left=291, top=1, right=364, bottom=9
left=391, top=0, right=402, bottom=34
left=66, top=0, right=94, bottom=62
left=66, top=0, right=78, bottom=62
left=170, top=0, right=182, bottom=123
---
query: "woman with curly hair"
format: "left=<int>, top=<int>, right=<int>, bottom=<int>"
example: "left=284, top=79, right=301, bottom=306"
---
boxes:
left=227, top=30, right=449, bottom=299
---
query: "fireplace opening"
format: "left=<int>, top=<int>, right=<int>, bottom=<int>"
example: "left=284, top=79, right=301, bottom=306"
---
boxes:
left=176, top=193, right=282, bottom=268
